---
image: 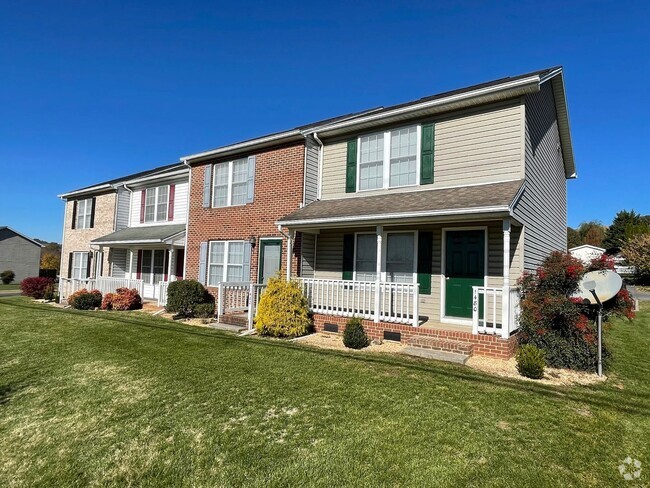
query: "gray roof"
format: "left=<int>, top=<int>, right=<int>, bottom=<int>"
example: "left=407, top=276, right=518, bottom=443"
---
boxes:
left=0, top=226, right=44, bottom=247
left=91, top=224, right=186, bottom=245
left=277, top=180, right=524, bottom=226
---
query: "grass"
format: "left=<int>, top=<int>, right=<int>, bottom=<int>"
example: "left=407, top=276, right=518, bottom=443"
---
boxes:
left=0, top=283, right=20, bottom=290
left=0, top=298, right=648, bottom=487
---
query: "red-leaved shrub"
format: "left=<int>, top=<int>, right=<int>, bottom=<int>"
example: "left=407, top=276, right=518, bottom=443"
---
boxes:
left=101, top=293, right=115, bottom=310
left=20, top=277, right=55, bottom=299
left=109, top=287, right=142, bottom=311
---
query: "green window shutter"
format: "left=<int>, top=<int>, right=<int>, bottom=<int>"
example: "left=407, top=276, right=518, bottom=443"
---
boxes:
left=417, top=231, right=433, bottom=294
left=420, top=123, right=434, bottom=185
left=345, top=139, right=357, bottom=193
left=342, top=234, right=354, bottom=280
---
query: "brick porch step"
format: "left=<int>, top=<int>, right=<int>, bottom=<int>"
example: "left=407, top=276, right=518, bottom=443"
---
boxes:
left=218, top=313, right=248, bottom=327
left=403, top=336, right=474, bottom=365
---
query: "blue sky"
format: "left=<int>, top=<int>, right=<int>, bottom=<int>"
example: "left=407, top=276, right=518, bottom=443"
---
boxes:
left=0, top=0, right=648, bottom=242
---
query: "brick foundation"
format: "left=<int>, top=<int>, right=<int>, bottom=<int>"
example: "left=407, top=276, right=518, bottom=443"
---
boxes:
left=312, top=314, right=517, bottom=359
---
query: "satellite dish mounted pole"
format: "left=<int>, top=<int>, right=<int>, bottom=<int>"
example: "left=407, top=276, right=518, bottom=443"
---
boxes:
left=584, top=280, right=603, bottom=377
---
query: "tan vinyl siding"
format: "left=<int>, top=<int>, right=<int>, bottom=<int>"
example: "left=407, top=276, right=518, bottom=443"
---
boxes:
left=300, top=233, right=316, bottom=278
left=513, top=82, right=567, bottom=271
left=304, top=138, right=320, bottom=205
left=312, top=220, right=516, bottom=325
left=320, top=101, right=524, bottom=200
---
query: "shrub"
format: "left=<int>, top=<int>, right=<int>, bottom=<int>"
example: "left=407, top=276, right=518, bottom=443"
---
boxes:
left=516, top=345, right=546, bottom=379
left=68, top=289, right=102, bottom=310
left=194, top=302, right=215, bottom=319
left=110, top=288, right=142, bottom=311
left=20, top=277, right=55, bottom=299
left=43, top=284, right=55, bottom=301
left=517, top=251, right=632, bottom=372
left=1, top=270, right=15, bottom=284
left=343, top=317, right=370, bottom=349
left=101, top=293, right=115, bottom=310
left=255, top=275, right=311, bottom=338
left=165, top=280, right=211, bottom=317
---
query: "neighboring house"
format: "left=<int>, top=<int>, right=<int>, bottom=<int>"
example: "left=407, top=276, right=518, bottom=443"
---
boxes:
left=273, top=66, right=575, bottom=357
left=569, top=244, right=636, bottom=276
left=0, top=226, right=43, bottom=282
left=58, top=163, right=189, bottom=300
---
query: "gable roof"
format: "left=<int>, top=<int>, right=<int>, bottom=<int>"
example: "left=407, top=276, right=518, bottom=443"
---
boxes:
left=0, top=226, right=44, bottom=247
left=277, top=180, right=524, bottom=228
left=569, top=244, right=606, bottom=253
left=181, top=67, right=575, bottom=178
left=58, top=162, right=187, bottom=199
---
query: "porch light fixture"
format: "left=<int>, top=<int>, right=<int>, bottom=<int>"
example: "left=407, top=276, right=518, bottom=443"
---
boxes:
left=248, top=236, right=256, bottom=247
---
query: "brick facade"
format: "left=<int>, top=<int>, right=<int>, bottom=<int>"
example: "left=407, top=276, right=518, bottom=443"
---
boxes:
left=186, top=142, right=305, bottom=297
left=312, top=314, right=517, bottom=359
left=60, top=192, right=116, bottom=278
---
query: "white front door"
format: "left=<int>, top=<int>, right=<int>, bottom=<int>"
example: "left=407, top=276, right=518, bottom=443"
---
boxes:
left=141, top=249, right=166, bottom=299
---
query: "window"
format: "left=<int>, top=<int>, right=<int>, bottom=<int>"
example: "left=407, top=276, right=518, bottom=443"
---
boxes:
left=385, top=233, right=415, bottom=283
left=75, top=199, right=93, bottom=229
left=212, top=158, right=249, bottom=207
left=71, top=252, right=89, bottom=279
left=144, top=186, right=169, bottom=223
left=140, top=250, right=166, bottom=284
left=355, top=234, right=377, bottom=281
left=357, top=125, right=419, bottom=191
left=353, top=232, right=416, bottom=283
left=208, top=241, right=245, bottom=286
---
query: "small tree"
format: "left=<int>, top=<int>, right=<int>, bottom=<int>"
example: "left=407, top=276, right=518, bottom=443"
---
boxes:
left=622, top=234, right=650, bottom=284
left=255, top=275, right=311, bottom=337
left=1, top=270, right=15, bottom=285
left=603, top=210, right=649, bottom=252
left=343, top=317, right=370, bottom=349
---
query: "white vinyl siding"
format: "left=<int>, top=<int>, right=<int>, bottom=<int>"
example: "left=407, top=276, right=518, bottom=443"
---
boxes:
left=72, top=252, right=89, bottom=279
left=208, top=241, right=245, bottom=286
left=76, top=199, right=92, bottom=229
left=212, top=158, right=249, bottom=208
left=130, top=181, right=188, bottom=227
left=320, top=100, right=524, bottom=200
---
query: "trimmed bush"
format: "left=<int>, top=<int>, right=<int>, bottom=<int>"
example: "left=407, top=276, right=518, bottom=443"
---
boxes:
left=166, top=280, right=212, bottom=317
left=20, top=277, right=55, bottom=299
left=103, top=288, right=143, bottom=311
left=1, top=270, right=15, bottom=284
left=516, top=344, right=546, bottom=379
left=343, top=317, right=370, bottom=349
left=255, top=275, right=311, bottom=338
left=43, top=284, right=55, bottom=302
left=68, top=289, right=103, bottom=310
left=194, top=302, right=215, bottom=319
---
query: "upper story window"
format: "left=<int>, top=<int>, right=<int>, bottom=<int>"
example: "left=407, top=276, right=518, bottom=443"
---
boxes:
left=212, top=158, right=251, bottom=207
left=73, top=198, right=94, bottom=229
left=141, top=185, right=172, bottom=223
left=358, top=125, right=419, bottom=191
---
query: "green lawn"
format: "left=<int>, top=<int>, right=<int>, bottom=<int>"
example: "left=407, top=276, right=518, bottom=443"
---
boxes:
left=0, top=283, right=20, bottom=290
left=1, top=298, right=648, bottom=487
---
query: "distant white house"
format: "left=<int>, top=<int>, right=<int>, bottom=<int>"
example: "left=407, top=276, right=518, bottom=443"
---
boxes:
left=569, top=244, right=636, bottom=276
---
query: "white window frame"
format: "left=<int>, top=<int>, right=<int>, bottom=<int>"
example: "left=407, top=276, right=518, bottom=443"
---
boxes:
left=357, top=124, right=421, bottom=192
left=144, top=185, right=170, bottom=223
left=71, top=251, right=89, bottom=279
left=76, top=198, right=93, bottom=229
left=352, top=230, right=418, bottom=284
left=211, top=158, right=248, bottom=208
left=207, top=240, right=246, bottom=286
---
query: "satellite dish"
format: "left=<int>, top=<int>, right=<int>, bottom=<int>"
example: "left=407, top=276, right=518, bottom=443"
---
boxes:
left=573, top=270, right=623, bottom=305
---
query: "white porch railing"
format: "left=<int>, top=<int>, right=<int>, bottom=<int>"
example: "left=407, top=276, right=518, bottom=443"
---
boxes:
left=59, top=277, right=144, bottom=302
left=471, top=286, right=520, bottom=338
left=157, top=281, right=170, bottom=307
left=215, top=282, right=268, bottom=329
left=299, top=278, right=419, bottom=327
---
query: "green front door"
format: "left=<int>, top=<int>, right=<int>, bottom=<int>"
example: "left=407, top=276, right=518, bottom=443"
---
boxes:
left=258, top=239, right=282, bottom=284
left=445, top=230, right=485, bottom=319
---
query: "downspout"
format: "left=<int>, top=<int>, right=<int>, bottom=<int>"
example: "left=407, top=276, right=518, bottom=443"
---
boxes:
left=313, top=132, right=324, bottom=201
left=182, top=159, right=191, bottom=280
left=121, top=183, right=134, bottom=279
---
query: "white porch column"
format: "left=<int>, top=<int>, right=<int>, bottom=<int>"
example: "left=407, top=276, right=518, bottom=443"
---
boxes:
left=95, top=248, right=104, bottom=278
left=501, top=218, right=511, bottom=339
left=128, top=249, right=134, bottom=279
left=374, top=225, right=383, bottom=323
left=286, top=230, right=295, bottom=281
left=167, top=247, right=175, bottom=281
